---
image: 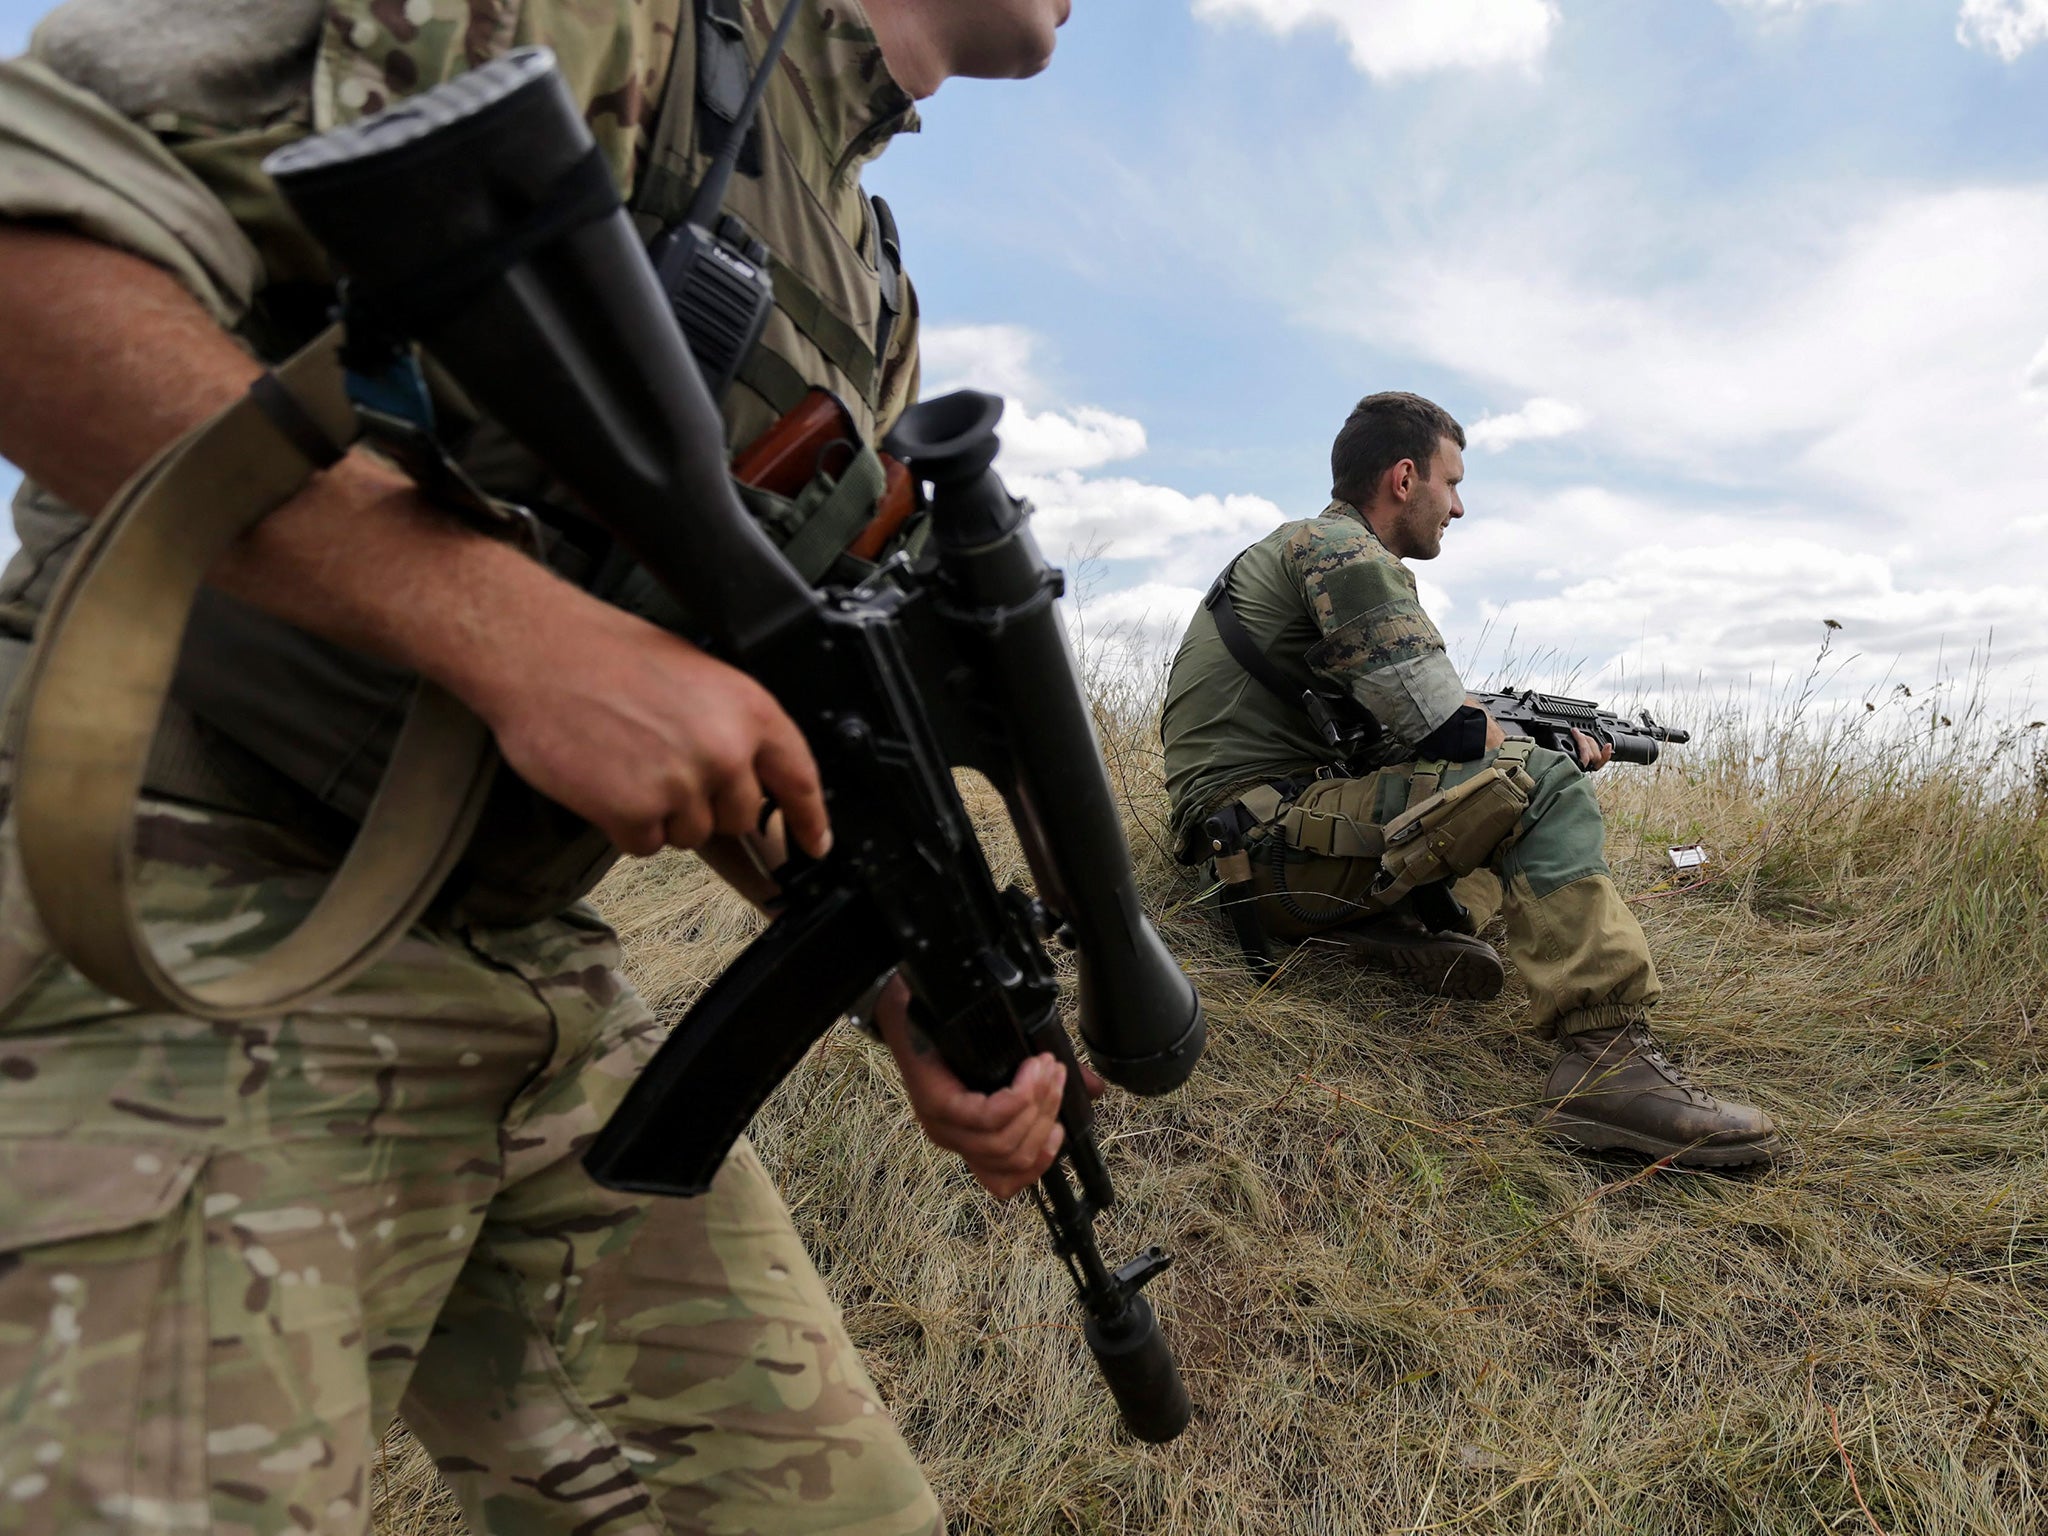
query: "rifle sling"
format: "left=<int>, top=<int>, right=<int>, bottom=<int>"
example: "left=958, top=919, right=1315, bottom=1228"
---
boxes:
left=10, top=325, right=500, bottom=1021
left=777, top=441, right=888, bottom=582
left=1204, top=552, right=1385, bottom=763
left=1203, top=554, right=1302, bottom=707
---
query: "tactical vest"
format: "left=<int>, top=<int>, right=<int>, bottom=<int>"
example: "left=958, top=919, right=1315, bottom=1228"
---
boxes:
left=634, top=0, right=911, bottom=450
left=18, top=0, right=918, bottom=924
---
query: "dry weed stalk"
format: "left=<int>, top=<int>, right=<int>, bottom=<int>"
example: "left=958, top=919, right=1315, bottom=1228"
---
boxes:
left=377, top=651, right=2048, bottom=1535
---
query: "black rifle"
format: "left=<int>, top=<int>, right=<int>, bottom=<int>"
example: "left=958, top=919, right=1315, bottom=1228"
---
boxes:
left=1472, top=688, right=1689, bottom=767
left=267, top=49, right=1204, bottom=1443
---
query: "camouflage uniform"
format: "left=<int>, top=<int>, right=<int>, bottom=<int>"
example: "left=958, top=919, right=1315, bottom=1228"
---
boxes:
left=0, top=1, right=940, bottom=1531
left=0, top=807, right=937, bottom=1535
left=1161, top=501, right=1660, bottom=1038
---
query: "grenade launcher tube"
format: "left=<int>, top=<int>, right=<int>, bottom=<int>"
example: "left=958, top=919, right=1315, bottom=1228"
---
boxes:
left=890, top=394, right=1206, bottom=1097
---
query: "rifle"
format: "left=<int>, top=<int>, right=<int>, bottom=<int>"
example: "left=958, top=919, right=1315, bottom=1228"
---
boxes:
left=266, top=49, right=1205, bottom=1443
left=1472, top=688, right=1690, bottom=767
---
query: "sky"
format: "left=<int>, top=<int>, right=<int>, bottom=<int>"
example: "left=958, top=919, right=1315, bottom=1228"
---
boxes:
left=4, top=0, right=2044, bottom=715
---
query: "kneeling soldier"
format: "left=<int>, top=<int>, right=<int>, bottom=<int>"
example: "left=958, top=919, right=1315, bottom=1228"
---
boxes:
left=1161, top=391, right=1782, bottom=1169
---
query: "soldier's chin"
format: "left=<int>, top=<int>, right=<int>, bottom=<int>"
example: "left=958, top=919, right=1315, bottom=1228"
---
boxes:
left=1007, top=34, right=1060, bottom=77
left=981, top=12, right=1062, bottom=77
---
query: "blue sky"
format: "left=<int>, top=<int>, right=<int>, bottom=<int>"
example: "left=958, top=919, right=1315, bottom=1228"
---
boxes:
left=882, top=0, right=2048, bottom=711
left=5, top=0, right=2045, bottom=710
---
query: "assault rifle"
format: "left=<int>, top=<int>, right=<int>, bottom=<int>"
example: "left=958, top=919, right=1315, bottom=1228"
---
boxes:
left=266, top=51, right=1205, bottom=1441
left=1472, top=688, right=1690, bottom=767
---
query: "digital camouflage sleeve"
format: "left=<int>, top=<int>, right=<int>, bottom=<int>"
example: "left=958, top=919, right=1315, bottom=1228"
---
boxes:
left=1286, top=501, right=1468, bottom=748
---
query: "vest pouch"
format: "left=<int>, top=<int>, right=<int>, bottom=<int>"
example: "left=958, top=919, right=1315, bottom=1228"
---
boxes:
left=1256, top=774, right=1386, bottom=931
left=1270, top=776, right=1382, bottom=860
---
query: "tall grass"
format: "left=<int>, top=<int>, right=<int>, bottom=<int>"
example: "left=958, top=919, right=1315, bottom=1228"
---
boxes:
left=377, top=660, right=2048, bottom=1536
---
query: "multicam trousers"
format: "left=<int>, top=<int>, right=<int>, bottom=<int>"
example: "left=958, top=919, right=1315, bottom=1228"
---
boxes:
left=1247, top=745, right=1662, bottom=1036
left=0, top=804, right=941, bottom=1536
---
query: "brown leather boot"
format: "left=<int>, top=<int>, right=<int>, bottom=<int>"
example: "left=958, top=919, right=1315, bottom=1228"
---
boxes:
left=1321, top=912, right=1506, bottom=1000
left=1538, top=1019, right=1784, bottom=1168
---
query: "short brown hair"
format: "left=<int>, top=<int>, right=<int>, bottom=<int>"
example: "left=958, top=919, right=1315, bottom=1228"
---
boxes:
left=1329, top=392, right=1465, bottom=506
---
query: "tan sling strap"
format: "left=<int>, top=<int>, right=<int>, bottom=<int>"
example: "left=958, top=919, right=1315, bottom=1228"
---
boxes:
left=11, top=325, right=500, bottom=1020
left=1405, top=757, right=1449, bottom=807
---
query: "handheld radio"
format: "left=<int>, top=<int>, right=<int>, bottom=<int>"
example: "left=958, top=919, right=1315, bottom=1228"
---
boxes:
left=648, top=0, right=799, bottom=398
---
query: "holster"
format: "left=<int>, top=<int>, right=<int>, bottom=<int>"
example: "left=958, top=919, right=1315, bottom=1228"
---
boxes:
left=1197, top=797, right=1277, bottom=978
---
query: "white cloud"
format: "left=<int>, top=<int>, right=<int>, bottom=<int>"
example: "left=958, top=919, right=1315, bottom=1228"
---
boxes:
left=917, top=323, right=1045, bottom=401
left=1017, top=470, right=1286, bottom=583
left=1957, top=0, right=2048, bottom=59
left=997, top=406, right=1148, bottom=477
left=1191, top=0, right=1559, bottom=80
left=1315, top=186, right=2048, bottom=579
left=918, top=323, right=1147, bottom=476
left=1466, top=397, right=1588, bottom=452
left=1065, top=581, right=1208, bottom=664
left=1434, top=482, right=2048, bottom=707
left=1303, top=180, right=2048, bottom=701
left=2025, top=336, right=2048, bottom=392
left=1719, top=0, right=1859, bottom=12
left=919, top=324, right=1283, bottom=597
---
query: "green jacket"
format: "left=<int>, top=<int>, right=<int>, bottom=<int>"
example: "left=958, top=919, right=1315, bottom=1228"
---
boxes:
left=1161, top=500, right=1469, bottom=845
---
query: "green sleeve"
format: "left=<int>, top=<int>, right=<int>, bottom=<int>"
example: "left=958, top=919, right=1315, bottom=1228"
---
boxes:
left=1282, top=510, right=1468, bottom=751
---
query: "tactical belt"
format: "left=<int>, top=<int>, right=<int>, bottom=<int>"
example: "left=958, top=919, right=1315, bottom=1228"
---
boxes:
left=10, top=326, right=500, bottom=1020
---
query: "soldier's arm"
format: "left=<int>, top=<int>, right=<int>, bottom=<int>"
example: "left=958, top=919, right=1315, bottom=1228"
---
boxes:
left=0, top=223, right=831, bottom=860
left=1285, top=517, right=1486, bottom=757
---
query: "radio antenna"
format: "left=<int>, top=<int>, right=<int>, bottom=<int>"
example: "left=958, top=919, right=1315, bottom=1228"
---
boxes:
left=684, top=0, right=802, bottom=230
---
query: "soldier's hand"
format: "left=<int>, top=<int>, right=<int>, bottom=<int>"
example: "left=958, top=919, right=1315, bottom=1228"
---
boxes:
left=873, top=977, right=1067, bottom=1200
left=464, top=591, right=831, bottom=860
left=1570, top=728, right=1613, bottom=772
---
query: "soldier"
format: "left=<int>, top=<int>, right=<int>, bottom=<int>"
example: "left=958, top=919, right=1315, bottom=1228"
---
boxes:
left=0, top=1, right=1076, bottom=1532
left=1162, top=391, right=1783, bottom=1170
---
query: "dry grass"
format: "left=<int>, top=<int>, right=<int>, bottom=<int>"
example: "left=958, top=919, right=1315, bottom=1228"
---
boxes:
left=375, top=676, right=2048, bottom=1535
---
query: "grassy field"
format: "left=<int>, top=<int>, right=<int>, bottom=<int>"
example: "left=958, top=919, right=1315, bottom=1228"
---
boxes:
left=375, top=679, right=2048, bottom=1535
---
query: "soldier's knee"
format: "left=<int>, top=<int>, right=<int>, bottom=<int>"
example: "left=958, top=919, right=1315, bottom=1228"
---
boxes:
left=1523, top=745, right=1588, bottom=799
left=1503, top=749, right=1611, bottom=895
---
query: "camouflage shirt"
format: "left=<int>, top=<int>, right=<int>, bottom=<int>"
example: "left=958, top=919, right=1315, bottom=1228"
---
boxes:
left=0, top=0, right=923, bottom=918
left=1161, top=499, right=1469, bottom=843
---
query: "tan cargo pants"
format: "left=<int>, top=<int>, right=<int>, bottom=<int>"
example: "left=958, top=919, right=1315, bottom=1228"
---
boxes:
left=1246, top=745, right=1661, bottom=1036
left=0, top=804, right=941, bottom=1536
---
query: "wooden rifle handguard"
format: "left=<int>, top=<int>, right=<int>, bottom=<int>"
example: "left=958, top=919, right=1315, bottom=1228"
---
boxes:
left=731, top=388, right=917, bottom=563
